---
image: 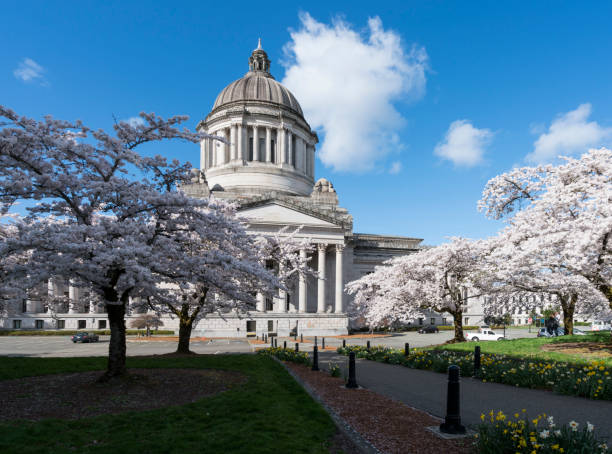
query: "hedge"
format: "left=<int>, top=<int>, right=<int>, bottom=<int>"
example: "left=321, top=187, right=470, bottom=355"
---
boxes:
left=437, top=325, right=480, bottom=331
left=0, top=329, right=175, bottom=336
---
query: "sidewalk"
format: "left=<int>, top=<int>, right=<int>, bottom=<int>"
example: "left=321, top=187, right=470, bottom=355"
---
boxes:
left=318, top=351, right=612, bottom=441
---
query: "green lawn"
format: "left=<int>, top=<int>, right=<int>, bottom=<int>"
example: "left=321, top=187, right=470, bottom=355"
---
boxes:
left=436, top=332, right=612, bottom=366
left=0, top=355, right=337, bottom=454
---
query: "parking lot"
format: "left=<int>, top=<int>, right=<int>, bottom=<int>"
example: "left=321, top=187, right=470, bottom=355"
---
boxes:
left=0, top=327, right=537, bottom=357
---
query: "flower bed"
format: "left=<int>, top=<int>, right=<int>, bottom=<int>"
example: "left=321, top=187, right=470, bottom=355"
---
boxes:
left=476, top=410, right=609, bottom=453
left=336, top=345, right=612, bottom=400
left=256, top=347, right=311, bottom=366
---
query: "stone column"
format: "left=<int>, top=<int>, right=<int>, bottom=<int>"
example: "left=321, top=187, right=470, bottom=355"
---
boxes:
left=256, top=293, right=265, bottom=312
left=200, top=140, right=210, bottom=170
left=299, top=248, right=307, bottom=313
left=265, top=127, right=271, bottom=162
left=211, top=137, right=218, bottom=167
left=237, top=124, right=244, bottom=161
left=317, top=244, right=327, bottom=313
left=253, top=126, right=259, bottom=161
left=68, top=281, right=77, bottom=314
left=287, top=130, right=293, bottom=167
left=230, top=124, right=237, bottom=160
left=335, top=244, right=344, bottom=313
left=279, top=128, right=286, bottom=164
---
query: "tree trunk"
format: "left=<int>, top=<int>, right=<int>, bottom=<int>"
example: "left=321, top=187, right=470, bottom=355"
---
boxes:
left=177, top=318, right=194, bottom=354
left=99, top=302, right=127, bottom=381
left=452, top=311, right=465, bottom=342
left=562, top=294, right=576, bottom=336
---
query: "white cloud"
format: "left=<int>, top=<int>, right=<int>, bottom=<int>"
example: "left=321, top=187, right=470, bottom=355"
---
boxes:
left=13, top=58, right=46, bottom=83
left=434, top=120, right=493, bottom=167
left=528, top=103, right=612, bottom=163
left=389, top=161, right=402, bottom=174
left=125, top=117, right=146, bottom=128
left=281, top=13, right=428, bottom=172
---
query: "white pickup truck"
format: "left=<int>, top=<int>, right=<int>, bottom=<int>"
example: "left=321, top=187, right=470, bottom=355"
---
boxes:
left=465, top=328, right=505, bottom=341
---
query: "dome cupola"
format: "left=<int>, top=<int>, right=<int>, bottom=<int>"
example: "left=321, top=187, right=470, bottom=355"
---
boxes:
left=198, top=41, right=318, bottom=197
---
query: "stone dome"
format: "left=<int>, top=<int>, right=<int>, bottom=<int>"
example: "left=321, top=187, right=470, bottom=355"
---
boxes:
left=211, top=40, right=303, bottom=116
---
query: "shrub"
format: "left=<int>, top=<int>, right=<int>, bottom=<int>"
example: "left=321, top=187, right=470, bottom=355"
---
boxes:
left=329, top=363, right=341, bottom=378
left=257, top=347, right=312, bottom=366
left=476, top=410, right=610, bottom=453
left=437, top=325, right=480, bottom=331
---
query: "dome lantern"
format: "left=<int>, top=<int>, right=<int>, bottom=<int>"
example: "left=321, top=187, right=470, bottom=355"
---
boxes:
left=248, top=39, right=271, bottom=75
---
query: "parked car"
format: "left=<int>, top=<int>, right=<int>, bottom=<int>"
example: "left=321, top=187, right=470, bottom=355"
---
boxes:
left=465, top=328, right=505, bottom=341
left=418, top=325, right=439, bottom=334
left=71, top=332, right=99, bottom=343
left=591, top=320, right=612, bottom=331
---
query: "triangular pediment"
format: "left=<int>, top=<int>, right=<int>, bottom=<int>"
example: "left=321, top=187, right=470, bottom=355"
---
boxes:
left=239, top=202, right=339, bottom=228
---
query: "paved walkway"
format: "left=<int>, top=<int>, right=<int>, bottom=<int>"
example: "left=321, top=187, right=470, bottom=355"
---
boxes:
left=318, top=351, right=612, bottom=441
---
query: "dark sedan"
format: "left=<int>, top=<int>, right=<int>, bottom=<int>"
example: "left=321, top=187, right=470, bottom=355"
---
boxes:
left=418, top=325, right=439, bottom=334
left=71, top=332, right=99, bottom=343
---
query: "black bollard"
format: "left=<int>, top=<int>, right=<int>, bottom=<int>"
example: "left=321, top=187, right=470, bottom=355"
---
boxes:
left=283, top=340, right=287, bottom=350
left=322, top=337, right=325, bottom=349
left=366, top=340, right=371, bottom=351
left=301, top=333, right=304, bottom=343
left=342, top=339, right=346, bottom=348
left=256, top=335, right=259, bottom=340
left=295, top=342, right=299, bottom=352
left=439, top=365, right=466, bottom=434
left=474, top=346, right=481, bottom=375
left=404, top=342, right=410, bottom=357
left=312, top=345, right=319, bottom=371
left=346, top=351, right=358, bottom=388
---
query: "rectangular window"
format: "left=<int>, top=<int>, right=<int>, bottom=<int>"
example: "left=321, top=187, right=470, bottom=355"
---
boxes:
left=430, top=317, right=435, bottom=325
left=246, top=320, right=256, bottom=333
left=265, top=298, right=273, bottom=311
left=418, top=318, right=423, bottom=325
left=13, top=320, right=21, bottom=329
left=78, top=320, right=86, bottom=329
left=57, top=320, right=65, bottom=329
left=464, top=317, right=469, bottom=325
left=35, top=320, right=44, bottom=329
left=248, top=137, right=253, bottom=161
left=270, top=140, right=276, bottom=163
left=98, top=320, right=106, bottom=329
left=268, top=320, right=274, bottom=332
left=22, top=299, right=27, bottom=313
left=286, top=293, right=291, bottom=312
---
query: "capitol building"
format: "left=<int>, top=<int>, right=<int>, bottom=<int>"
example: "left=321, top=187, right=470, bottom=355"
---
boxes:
left=3, top=42, right=428, bottom=337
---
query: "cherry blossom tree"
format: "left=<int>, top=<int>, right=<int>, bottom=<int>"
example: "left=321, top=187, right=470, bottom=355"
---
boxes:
left=144, top=225, right=314, bottom=354
left=0, top=106, right=269, bottom=380
left=479, top=148, right=612, bottom=327
left=479, top=228, right=609, bottom=334
left=347, top=237, right=487, bottom=342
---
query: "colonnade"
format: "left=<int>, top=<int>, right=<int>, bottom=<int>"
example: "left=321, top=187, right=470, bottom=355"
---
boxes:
left=256, top=243, right=345, bottom=314
left=203, top=123, right=315, bottom=177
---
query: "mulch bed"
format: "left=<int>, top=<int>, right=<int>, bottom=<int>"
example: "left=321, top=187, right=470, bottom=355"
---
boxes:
left=0, top=368, right=246, bottom=421
left=285, top=362, right=474, bottom=454
left=541, top=342, right=612, bottom=358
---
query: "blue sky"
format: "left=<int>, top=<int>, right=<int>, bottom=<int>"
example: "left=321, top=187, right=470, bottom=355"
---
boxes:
left=3, top=1, right=612, bottom=245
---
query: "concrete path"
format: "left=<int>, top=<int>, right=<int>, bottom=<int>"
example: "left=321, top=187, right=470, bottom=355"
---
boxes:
left=318, top=351, right=612, bottom=441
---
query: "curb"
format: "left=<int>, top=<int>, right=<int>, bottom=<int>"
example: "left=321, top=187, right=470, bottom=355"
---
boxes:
left=271, top=356, right=381, bottom=454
